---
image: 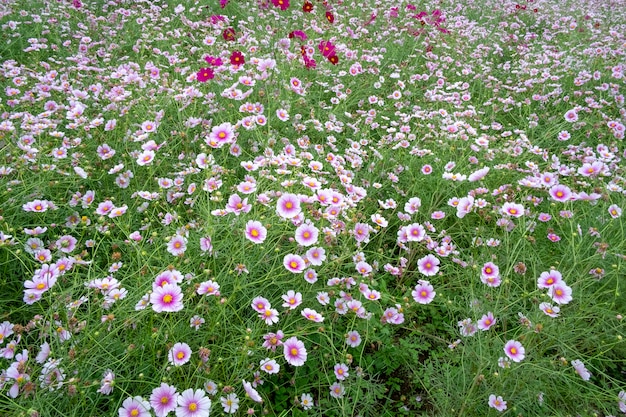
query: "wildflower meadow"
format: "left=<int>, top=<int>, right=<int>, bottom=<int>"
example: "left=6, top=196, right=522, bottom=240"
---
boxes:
left=1, top=0, right=626, bottom=415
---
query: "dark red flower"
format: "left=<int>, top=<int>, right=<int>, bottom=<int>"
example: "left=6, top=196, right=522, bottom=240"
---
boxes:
left=230, top=50, right=245, bottom=66
left=327, top=54, right=338, bottom=65
left=197, top=67, right=215, bottom=82
left=223, top=28, right=236, bottom=41
left=303, top=1, right=313, bottom=12
left=325, top=11, right=334, bottom=23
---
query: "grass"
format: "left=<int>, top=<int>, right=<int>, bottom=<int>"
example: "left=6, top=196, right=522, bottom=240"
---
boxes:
left=0, top=0, right=625, bottom=416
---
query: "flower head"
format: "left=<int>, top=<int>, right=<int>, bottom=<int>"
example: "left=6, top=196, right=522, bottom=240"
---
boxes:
left=412, top=280, right=436, bottom=304
left=488, top=394, right=507, bottom=412
left=283, top=336, right=307, bottom=366
left=276, top=193, right=301, bottom=218
left=503, top=340, right=525, bottom=362
left=150, top=383, right=178, bottom=417
left=176, top=389, right=211, bottom=417
left=118, top=396, right=151, bottom=417
left=168, top=342, right=192, bottom=366
left=150, top=284, right=184, bottom=313
left=417, top=254, right=440, bottom=276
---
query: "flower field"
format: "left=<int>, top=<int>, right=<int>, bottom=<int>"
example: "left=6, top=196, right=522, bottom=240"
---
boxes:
left=0, top=0, right=625, bottom=415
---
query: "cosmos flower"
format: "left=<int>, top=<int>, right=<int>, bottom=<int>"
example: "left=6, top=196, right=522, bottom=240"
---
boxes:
left=283, top=337, right=307, bottom=366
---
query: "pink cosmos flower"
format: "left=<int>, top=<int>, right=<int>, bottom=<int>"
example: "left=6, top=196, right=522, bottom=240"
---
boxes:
left=329, top=382, right=345, bottom=398
left=503, top=340, right=525, bottom=362
left=537, top=270, right=562, bottom=289
left=346, top=330, right=361, bottom=347
left=262, top=331, right=284, bottom=351
left=118, top=396, right=151, bottom=417
left=468, top=166, right=490, bottom=182
left=197, top=280, right=220, bottom=296
left=456, top=196, right=475, bottom=218
left=167, top=235, right=187, bottom=256
left=294, top=222, right=319, bottom=246
left=283, top=336, right=307, bottom=366
left=251, top=296, right=271, bottom=313
left=176, top=389, right=211, bottom=417
left=355, top=261, right=373, bottom=276
left=260, top=308, right=279, bottom=325
left=136, top=150, right=155, bottom=166
left=281, top=290, right=302, bottom=310
left=22, top=199, right=50, bottom=213
left=381, top=307, right=404, bottom=324
left=480, top=262, right=501, bottom=287
left=200, top=237, right=213, bottom=254
left=225, top=194, right=251, bottom=215
left=150, top=284, right=184, bottom=313
left=168, top=342, right=192, bottom=366
left=206, top=122, right=235, bottom=148
left=404, top=197, right=422, bottom=214
left=417, top=254, right=440, bottom=276
left=412, top=280, right=436, bottom=304
left=353, top=223, right=371, bottom=243
left=549, top=184, right=573, bottom=203
left=260, top=358, right=280, bottom=374
left=405, top=223, right=426, bottom=242
left=334, top=363, right=349, bottom=380
left=301, top=308, right=324, bottom=322
left=539, top=302, right=560, bottom=317
left=150, top=383, right=178, bottom=417
left=276, top=193, right=301, bottom=218
left=283, top=254, right=306, bottom=273
left=305, top=246, right=326, bottom=266
left=501, top=202, right=524, bottom=217
left=488, top=394, right=507, bottom=412
left=303, top=268, right=318, bottom=283
left=477, top=312, right=496, bottom=331
left=242, top=380, right=263, bottom=403
left=95, top=200, right=115, bottom=216
left=547, top=282, right=573, bottom=304
left=571, top=359, right=591, bottom=381
left=608, top=204, right=622, bottom=218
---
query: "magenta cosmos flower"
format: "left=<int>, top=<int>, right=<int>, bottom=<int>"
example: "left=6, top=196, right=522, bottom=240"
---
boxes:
left=412, top=280, right=436, bottom=304
left=276, top=193, right=301, bottom=218
left=176, top=389, right=211, bottom=417
left=150, top=383, right=178, bottom=417
left=283, top=336, right=307, bottom=366
left=503, top=340, right=525, bottom=362
left=283, top=254, right=306, bottom=273
left=150, top=284, right=184, bottom=312
left=294, top=222, right=319, bottom=246
left=417, top=254, right=440, bottom=276
left=168, top=342, right=192, bottom=366
left=245, top=220, right=267, bottom=244
left=196, top=67, right=215, bottom=82
left=118, top=396, right=151, bottom=417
